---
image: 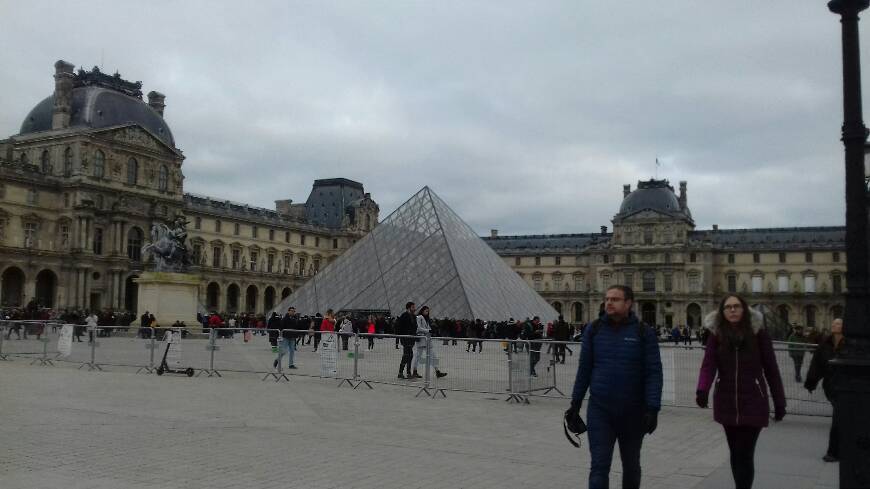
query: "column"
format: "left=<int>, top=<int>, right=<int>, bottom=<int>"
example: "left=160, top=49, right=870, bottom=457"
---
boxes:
left=119, top=274, right=127, bottom=312
left=119, top=222, right=127, bottom=258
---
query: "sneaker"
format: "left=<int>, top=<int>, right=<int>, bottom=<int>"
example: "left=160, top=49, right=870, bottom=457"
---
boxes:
left=823, top=454, right=838, bottom=462
left=288, top=365, right=297, bottom=369
left=412, top=372, right=422, bottom=379
left=530, top=372, right=538, bottom=377
left=436, top=371, right=447, bottom=378
left=397, top=373, right=406, bottom=379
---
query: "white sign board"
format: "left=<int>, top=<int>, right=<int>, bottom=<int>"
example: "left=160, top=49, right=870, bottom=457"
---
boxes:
left=164, top=331, right=183, bottom=370
left=57, top=325, right=73, bottom=357
left=320, top=332, right=338, bottom=377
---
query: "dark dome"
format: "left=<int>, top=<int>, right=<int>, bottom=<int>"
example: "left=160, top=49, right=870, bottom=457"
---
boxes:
left=619, top=180, right=681, bottom=215
left=19, top=86, right=175, bottom=147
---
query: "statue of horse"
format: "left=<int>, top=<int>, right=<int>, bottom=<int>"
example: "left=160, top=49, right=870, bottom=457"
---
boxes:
left=142, top=221, right=190, bottom=272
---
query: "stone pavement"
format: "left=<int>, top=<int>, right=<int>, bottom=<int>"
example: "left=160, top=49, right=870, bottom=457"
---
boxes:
left=0, top=360, right=837, bottom=489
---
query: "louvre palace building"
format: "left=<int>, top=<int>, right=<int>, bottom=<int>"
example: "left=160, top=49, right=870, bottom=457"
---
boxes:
left=0, top=60, right=847, bottom=331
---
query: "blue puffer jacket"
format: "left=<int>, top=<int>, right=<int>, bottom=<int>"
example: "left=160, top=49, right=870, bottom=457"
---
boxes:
left=571, top=312, right=663, bottom=412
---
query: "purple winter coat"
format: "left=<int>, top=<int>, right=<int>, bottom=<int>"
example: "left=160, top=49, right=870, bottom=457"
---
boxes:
left=696, top=309, right=786, bottom=428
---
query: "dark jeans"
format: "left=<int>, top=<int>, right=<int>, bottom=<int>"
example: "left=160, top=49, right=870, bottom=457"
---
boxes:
left=724, top=425, right=762, bottom=489
left=367, top=337, right=375, bottom=350
left=828, top=397, right=839, bottom=457
left=555, top=344, right=566, bottom=363
left=587, top=402, right=645, bottom=489
left=313, top=334, right=321, bottom=350
left=790, top=354, right=804, bottom=381
left=529, top=349, right=541, bottom=375
left=399, top=344, right=414, bottom=374
left=341, top=334, right=349, bottom=350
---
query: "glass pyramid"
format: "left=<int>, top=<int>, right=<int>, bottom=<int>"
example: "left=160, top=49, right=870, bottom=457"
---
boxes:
left=272, top=187, right=559, bottom=321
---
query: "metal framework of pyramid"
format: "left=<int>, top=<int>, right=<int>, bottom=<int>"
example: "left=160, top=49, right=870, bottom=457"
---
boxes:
left=272, top=187, right=558, bottom=321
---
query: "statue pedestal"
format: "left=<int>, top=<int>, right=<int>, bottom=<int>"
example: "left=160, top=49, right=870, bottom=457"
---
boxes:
left=135, top=272, right=200, bottom=328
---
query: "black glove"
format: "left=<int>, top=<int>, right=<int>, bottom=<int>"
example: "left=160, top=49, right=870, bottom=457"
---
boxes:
left=643, top=411, right=658, bottom=435
left=563, top=399, right=586, bottom=447
left=774, top=406, right=786, bottom=422
left=696, top=390, right=709, bottom=409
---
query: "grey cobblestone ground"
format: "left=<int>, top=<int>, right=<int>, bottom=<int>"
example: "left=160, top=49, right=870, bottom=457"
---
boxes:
left=0, top=351, right=837, bottom=489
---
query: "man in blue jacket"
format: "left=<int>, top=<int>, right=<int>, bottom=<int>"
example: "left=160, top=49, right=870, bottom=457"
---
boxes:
left=567, top=285, right=663, bottom=489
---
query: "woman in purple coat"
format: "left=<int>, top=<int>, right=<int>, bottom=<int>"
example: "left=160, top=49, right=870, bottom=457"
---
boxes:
left=696, top=295, right=786, bottom=489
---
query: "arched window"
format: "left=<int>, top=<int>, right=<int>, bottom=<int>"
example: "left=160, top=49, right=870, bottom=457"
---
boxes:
left=127, top=227, right=143, bottom=261
left=158, top=165, right=168, bottom=191
left=63, top=147, right=72, bottom=177
left=40, top=150, right=50, bottom=173
left=94, top=150, right=105, bottom=178
left=805, top=305, right=817, bottom=329
left=20, top=152, right=28, bottom=165
left=127, top=158, right=138, bottom=185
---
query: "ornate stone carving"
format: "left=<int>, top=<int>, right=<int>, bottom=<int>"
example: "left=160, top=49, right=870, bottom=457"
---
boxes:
left=113, top=127, right=160, bottom=151
left=142, top=215, right=191, bottom=272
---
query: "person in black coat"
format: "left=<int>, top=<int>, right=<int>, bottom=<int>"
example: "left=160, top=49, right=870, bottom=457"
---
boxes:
left=397, top=302, right=417, bottom=379
left=804, top=318, right=845, bottom=462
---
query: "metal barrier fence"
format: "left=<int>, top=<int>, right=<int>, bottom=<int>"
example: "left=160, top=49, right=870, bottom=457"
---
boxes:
left=0, top=322, right=830, bottom=416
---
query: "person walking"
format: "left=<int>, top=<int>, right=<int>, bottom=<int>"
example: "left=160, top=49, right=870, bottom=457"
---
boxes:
left=566, top=285, right=662, bottom=489
left=553, top=315, right=570, bottom=364
left=366, top=315, right=376, bottom=350
left=522, top=317, right=544, bottom=377
left=397, top=302, right=416, bottom=379
left=411, top=305, right=447, bottom=379
left=339, top=315, right=353, bottom=351
left=85, top=310, right=98, bottom=344
left=274, top=307, right=298, bottom=370
left=696, top=294, right=786, bottom=489
left=804, top=318, right=845, bottom=462
left=786, top=325, right=807, bottom=382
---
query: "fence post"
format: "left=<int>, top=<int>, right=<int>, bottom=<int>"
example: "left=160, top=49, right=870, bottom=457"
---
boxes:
left=32, top=323, right=54, bottom=367
left=542, top=341, right=564, bottom=396
left=198, top=328, right=222, bottom=377
left=79, top=326, right=103, bottom=371
left=416, top=334, right=433, bottom=398
left=0, top=324, right=8, bottom=361
left=429, top=335, right=446, bottom=398
left=137, top=328, right=157, bottom=374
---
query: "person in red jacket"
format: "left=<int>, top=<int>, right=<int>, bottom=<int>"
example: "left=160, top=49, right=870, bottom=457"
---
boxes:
left=366, top=316, right=376, bottom=350
left=696, top=294, right=786, bottom=489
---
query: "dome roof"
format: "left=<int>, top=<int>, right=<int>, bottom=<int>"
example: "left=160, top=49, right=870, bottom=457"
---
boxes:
left=618, top=179, right=682, bottom=215
left=19, top=86, right=175, bottom=147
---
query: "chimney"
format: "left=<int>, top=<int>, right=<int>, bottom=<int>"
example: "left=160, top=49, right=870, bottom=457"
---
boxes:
left=678, top=180, right=687, bottom=209
left=147, top=91, right=166, bottom=117
left=712, top=224, right=719, bottom=231
left=490, top=229, right=499, bottom=238
left=275, top=199, right=293, bottom=215
left=51, top=60, right=75, bottom=130
left=623, top=184, right=631, bottom=197
left=600, top=225, right=607, bottom=235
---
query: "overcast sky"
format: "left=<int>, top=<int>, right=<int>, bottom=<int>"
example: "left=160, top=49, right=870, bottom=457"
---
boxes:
left=1, top=1, right=861, bottom=235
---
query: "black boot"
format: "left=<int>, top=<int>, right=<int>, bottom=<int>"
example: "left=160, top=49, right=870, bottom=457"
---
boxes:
left=436, top=370, right=447, bottom=378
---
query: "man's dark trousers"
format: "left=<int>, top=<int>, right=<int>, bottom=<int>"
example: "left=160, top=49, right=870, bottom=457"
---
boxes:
left=587, top=400, right=645, bottom=489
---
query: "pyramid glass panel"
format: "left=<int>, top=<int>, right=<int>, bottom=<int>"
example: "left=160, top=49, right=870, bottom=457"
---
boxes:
left=271, top=187, right=558, bottom=322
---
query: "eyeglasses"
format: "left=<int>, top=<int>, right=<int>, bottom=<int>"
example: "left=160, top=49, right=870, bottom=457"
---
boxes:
left=723, top=304, right=743, bottom=311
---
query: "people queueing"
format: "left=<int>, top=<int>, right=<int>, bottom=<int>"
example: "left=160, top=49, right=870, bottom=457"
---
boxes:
left=804, top=317, right=845, bottom=463
left=339, top=315, right=353, bottom=351
left=366, top=315, right=376, bottom=350
left=696, top=294, right=786, bottom=489
left=397, top=302, right=417, bottom=379
left=410, top=305, right=447, bottom=379
left=566, top=285, right=663, bottom=489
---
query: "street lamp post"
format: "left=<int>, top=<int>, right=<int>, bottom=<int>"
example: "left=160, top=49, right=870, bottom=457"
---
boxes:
left=827, top=1, right=870, bottom=487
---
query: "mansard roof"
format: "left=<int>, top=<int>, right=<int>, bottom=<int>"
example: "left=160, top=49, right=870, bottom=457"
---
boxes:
left=693, top=226, right=846, bottom=251
left=484, top=233, right=611, bottom=254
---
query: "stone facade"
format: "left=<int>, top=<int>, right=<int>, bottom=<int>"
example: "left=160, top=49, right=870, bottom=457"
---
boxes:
left=0, top=60, right=378, bottom=316
left=486, top=179, right=847, bottom=332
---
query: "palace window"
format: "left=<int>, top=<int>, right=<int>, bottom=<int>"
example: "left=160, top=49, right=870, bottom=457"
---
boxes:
left=805, top=252, right=813, bottom=263
left=269, top=229, right=274, bottom=241
left=833, top=252, right=841, bottom=263
left=753, top=253, right=760, bottom=264
left=778, top=274, right=789, bottom=293
left=298, top=257, right=307, bottom=276
left=252, top=225, right=258, bottom=238
left=158, top=165, right=168, bottom=192
left=553, top=273, right=563, bottom=290
left=664, top=273, right=673, bottom=292
left=688, top=272, right=701, bottom=293
left=94, top=150, right=105, bottom=178
left=250, top=251, right=258, bottom=271
left=283, top=252, right=292, bottom=273
left=535, top=257, right=541, bottom=266
left=60, top=224, right=70, bottom=249
left=778, top=252, right=786, bottom=264
left=26, top=189, right=38, bottom=205
left=533, top=274, right=542, bottom=291
left=515, top=257, right=521, bottom=266
left=625, top=254, right=632, bottom=264
left=231, top=249, right=240, bottom=269
left=212, top=246, right=221, bottom=268
left=600, top=272, right=612, bottom=290
left=267, top=253, right=275, bottom=273
left=64, top=147, right=72, bottom=177
left=215, top=220, right=222, bottom=233
left=573, top=273, right=585, bottom=291
left=234, top=223, right=240, bottom=235
left=833, top=273, right=843, bottom=294
left=127, top=158, right=138, bottom=185
left=664, top=253, right=671, bottom=264
left=192, top=244, right=202, bottom=264
left=300, top=235, right=306, bottom=246
left=555, top=256, right=561, bottom=266
left=727, top=274, right=737, bottom=293
left=805, top=306, right=817, bottom=329
left=804, top=275, right=816, bottom=293
left=727, top=254, right=735, bottom=264
left=642, top=272, right=655, bottom=292
left=285, top=231, right=290, bottom=243
left=194, top=217, right=201, bottom=230
left=333, top=238, right=338, bottom=249
left=603, top=255, right=610, bottom=264
left=41, top=150, right=50, bottom=173
left=93, top=228, right=103, bottom=255
left=643, top=226, right=653, bottom=245
left=624, top=272, right=634, bottom=288
left=313, top=258, right=321, bottom=273
left=315, top=237, right=320, bottom=247
left=751, top=274, right=763, bottom=294
left=23, top=222, right=37, bottom=248
left=689, top=252, right=697, bottom=263
left=127, top=228, right=143, bottom=261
